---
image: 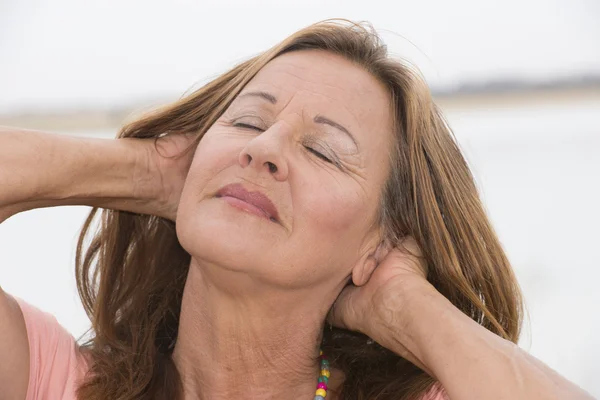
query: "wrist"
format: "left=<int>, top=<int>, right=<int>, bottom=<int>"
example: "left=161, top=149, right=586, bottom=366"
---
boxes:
left=52, top=136, right=156, bottom=211
left=368, top=279, right=443, bottom=372
left=128, top=138, right=163, bottom=205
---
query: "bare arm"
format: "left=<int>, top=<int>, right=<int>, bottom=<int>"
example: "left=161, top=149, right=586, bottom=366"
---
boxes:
left=374, top=283, right=595, bottom=400
left=0, top=126, right=160, bottom=223
left=0, top=126, right=150, bottom=400
left=0, top=126, right=194, bottom=399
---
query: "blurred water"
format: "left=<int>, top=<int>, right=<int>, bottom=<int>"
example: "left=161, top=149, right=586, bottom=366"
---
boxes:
left=1, top=99, right=599, bottom=395
left=449, top=100, right=600, bottom=394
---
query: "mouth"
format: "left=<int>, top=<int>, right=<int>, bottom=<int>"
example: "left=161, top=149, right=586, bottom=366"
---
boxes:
left=215, top=183, right=280, bottom=223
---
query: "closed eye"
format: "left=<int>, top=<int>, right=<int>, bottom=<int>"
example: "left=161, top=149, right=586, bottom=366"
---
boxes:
left=305, top=147, right=332, bottom=163
left=233, top=123, right=262, bottom=131
left=233, top=122, right=337, bottom=166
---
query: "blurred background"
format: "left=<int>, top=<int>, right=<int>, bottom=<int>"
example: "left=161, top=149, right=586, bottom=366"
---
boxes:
left=1, top=0, right=599, bottom=396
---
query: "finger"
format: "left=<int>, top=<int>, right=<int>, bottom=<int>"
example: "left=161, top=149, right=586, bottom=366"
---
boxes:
left=326, top=298, right=344, bottom=329
left=326, top=285, right=359, bottom=330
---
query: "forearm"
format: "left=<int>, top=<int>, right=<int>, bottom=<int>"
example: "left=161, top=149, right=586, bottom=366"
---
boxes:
left=377, top=284, right=594, bottom=400
left=0, top=126, right=154, bottom=222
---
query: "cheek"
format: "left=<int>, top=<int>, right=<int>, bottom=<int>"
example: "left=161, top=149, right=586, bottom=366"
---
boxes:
left=303, top=185, right=374, bottom=236
left=177, top=135, right=237, bottom=224
left=176, top=134, right=244, bottom=259
left=195, top=135, right=235, bottom=172
left=289, top=184, right=376, bottom=276
left=183, top=134, right=240, bottom=193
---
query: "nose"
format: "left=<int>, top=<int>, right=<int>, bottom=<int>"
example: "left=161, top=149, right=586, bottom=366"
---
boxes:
left=238, top=122, right=290, bottom=181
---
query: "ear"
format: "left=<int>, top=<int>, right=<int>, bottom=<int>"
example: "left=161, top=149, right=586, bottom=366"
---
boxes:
left=351, top=238, right=392, bottom=287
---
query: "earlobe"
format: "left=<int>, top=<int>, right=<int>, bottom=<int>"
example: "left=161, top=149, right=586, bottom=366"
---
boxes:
left=351, top=239, right=391, bottom=286
left=352, top=255, right=377, bottom=287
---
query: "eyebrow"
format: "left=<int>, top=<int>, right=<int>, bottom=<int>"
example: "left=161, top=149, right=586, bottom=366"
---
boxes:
left=238, top=90, right=359, bottom=149
left=239, top=90, right=277, bottom=104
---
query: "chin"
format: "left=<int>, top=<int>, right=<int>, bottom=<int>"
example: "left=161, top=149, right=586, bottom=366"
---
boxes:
left=176, top=197, right=282, bottom=271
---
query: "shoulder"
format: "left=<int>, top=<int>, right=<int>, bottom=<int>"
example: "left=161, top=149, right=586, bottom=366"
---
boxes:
left=12, top=296, right=89, bottom=400
left=0, top=288, right=29, bottom=400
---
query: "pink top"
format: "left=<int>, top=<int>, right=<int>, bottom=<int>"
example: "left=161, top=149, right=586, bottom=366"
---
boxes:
left=15, top=297, right=448, bottom=400
left=14, top=297, right=89, bottom=400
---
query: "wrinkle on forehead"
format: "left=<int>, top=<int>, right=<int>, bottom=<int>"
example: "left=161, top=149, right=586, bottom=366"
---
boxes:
left=260, top=60, right=378, bottom=101
left=251, top=50, right=386, bottom=113
left=242, top=50, right=394, bottom=170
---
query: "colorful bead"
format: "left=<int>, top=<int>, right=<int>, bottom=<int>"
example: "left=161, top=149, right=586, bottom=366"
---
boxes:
left=315, top=348, right=329, bottom=398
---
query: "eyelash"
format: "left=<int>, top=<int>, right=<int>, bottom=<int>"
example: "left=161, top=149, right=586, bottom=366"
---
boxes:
left=233, top=122, right=334, bottom=165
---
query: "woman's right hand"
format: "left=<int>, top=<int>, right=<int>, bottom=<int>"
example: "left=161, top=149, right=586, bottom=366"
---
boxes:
left=0, top=127, right=198, bottom=223
left=137, top=132, right=197, bottom=221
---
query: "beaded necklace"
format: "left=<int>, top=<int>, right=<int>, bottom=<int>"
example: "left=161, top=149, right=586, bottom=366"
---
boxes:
left=314, top=349, right=330, bottom=399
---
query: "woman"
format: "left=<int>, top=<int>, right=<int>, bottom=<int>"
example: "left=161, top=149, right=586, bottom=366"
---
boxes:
left=0, top=20, right=593, bottom=400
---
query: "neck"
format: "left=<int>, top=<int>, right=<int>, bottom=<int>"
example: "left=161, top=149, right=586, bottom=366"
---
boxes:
left=172, top=258, right=340, bottom=400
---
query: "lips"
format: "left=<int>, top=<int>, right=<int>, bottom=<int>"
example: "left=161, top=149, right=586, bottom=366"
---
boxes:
left=216, top=183, right=280, bottom=222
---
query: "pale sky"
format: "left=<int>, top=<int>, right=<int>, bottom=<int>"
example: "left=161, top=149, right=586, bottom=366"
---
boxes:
left=1, top=0, right=599, bottom=113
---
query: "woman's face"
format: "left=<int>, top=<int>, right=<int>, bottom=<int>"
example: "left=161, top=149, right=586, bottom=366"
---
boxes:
left=177, top=49, right=393, bottom=288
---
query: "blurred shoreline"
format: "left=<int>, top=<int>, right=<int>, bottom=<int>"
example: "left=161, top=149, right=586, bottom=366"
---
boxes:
left=2, top=76, right=599, bottom=133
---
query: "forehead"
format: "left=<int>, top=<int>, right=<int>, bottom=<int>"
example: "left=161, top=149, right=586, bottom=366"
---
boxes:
left=242, top=50, right=392, bottom=139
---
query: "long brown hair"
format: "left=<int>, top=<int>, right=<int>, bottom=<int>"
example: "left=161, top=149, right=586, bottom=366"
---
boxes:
left=74, top=19, right=523, bottom=400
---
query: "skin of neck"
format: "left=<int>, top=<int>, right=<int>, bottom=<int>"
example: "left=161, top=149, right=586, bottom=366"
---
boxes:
left=171, top=257, right=344, bottom=400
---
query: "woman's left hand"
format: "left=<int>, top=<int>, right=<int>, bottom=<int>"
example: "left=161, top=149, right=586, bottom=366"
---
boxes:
left=327, top=236, right=435, bottom=368
left=328, top=238, right=596, bottom=399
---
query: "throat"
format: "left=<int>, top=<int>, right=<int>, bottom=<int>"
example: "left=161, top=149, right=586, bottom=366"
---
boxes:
left=171, top=259, right=343, bottom=399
